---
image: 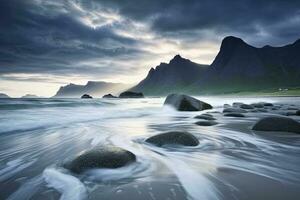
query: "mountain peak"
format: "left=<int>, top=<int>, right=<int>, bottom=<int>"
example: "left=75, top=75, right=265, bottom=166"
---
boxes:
left=221, top=36, right=247, bottom=48
left=169, top=54, right=187, bottom=64
left=173, top=54, right=182, bottom=60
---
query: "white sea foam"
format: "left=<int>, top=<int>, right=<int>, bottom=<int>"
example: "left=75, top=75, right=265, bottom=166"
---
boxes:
left=43, top=168, right=87, bottom=200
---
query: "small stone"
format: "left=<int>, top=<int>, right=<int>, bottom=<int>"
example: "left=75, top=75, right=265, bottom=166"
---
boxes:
left=195, top=121, right=218, bottom=126
left=224, top=113, right=245, bottom=117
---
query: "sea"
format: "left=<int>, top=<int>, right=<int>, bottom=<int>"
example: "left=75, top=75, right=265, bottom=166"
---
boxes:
left=0, top=96, right=300, bottom=200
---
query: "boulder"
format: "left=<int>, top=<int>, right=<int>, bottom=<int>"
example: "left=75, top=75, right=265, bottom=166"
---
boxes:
left=240, top=104, right=254, bottom=109
left=103, top=94, right=117, bottom=98
left=194, top=114, right=216, bottom=120
left=223, top=108, right=247, bottom=113
left=145, top=131, right=199, bottom=147
left=65, top=146, right=136, bottom=174
left=297, top=110, right=300, bottom=116
left=81, top=94, right=93, bottom=99
left=195, top=121, right=218, bottom=126
left=252, top=116, right=300, bottom=133
left=224, top=113, right=245, bottom=117
left=119, top=91, right=144, bottom=98
left=164, top=94, right=212, bottom=111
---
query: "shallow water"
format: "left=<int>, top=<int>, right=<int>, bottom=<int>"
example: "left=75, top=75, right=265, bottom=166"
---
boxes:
left=0, top=97, right=300, bottom=200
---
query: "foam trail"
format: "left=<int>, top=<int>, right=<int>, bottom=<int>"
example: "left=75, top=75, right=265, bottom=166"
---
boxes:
left=43, top=168, right=87, bottom=200
left=148, top=147, right=220, bottom=200
left=166, top=157, right=219, bottom=200
left=0, top=158, right=36, bottom=182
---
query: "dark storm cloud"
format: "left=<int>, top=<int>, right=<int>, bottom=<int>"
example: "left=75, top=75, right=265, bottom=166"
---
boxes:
left=0, top=0, right=143, bottom=76
left=0, top=0, right=300, bottom=79
left=95, top=0, right=300, bottom=45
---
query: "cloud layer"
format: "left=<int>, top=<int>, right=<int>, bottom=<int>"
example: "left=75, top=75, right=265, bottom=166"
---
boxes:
left=0, top=0, right=300, bottom=96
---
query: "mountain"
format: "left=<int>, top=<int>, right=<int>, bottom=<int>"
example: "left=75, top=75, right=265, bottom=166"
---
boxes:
left=0, top=93, right=10, bottom=98
left=130, top=36, right=300, bottom=95
left=53, top=81, right=129, bottom=98
left=130, top=55, right=209, bottom=95
left=190, top=36, right=300, bottom=93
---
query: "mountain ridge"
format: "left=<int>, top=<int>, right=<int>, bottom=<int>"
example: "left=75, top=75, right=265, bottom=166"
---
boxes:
left=54, top=81, right=130, bottom=98
left=130, top=36, right=300, bottom=95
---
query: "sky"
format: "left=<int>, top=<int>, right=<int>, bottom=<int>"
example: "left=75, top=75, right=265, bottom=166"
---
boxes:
left=1, top=0, right=300, bottom=97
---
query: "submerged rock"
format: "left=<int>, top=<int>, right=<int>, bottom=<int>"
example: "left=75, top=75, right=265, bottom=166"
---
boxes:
left=240, top=104, right=254, bottom=109
left=81, top=94, right=93, bottom=99
left=164, top=94, right=212, bottom=111
left=252, top=116, right=300, bottom=133
left=223, top=108, right=247, bottom=113
left=224, top=113, right=245, bottom=117
left=256, top=108, right=268, bottom=113
left=102, top=94, right=117, bottom=98
left=65, top=146, right=136, bottom=174
left=223, top=104, right=231, bottom=108
left=232, top=102, right=243, bottom=107
left=145, top=131, right=199, bottom=147
left=251, top=103, right=264, bottom=108
left=195, top=121, right=218, bottom=126
left=194, top=114, right=216, bottom=120
left=119, top=91, right=144, bottom=98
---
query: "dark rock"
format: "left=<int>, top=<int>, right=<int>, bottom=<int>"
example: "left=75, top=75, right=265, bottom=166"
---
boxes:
left=252, top=116, right=300, bottom=133
left=65, top=146, right=136, bottom=174
left=195, top=121, right=218, bottom=126
left=232, top=102, right=243, bottom=107
left=223, top=108, right=247, bottom=113
left=224, top=113, right=245, bottom=117
left=256, top=108, right=268, bottom=112
left=103, top=94, right=117, bottom=98
left=240, top=104, right=254, bottom=109
left=164, top=94, right=212, bottom=111
left=119, top=91, right=144, bottom=98
left=81, top=94, right=93, bottom=99
left=145, top=131, right=199, bottom=147
left=251, top=103, right=264, bottom=108
left=287, top=107, right=298, bottom=110
left=223, top=104, right=231, bottom=108
left=194, top=114, right=216, bottom=120
left=264, top=103, right=273, bottom=106
left=296, top=110, right=300, bottom=116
